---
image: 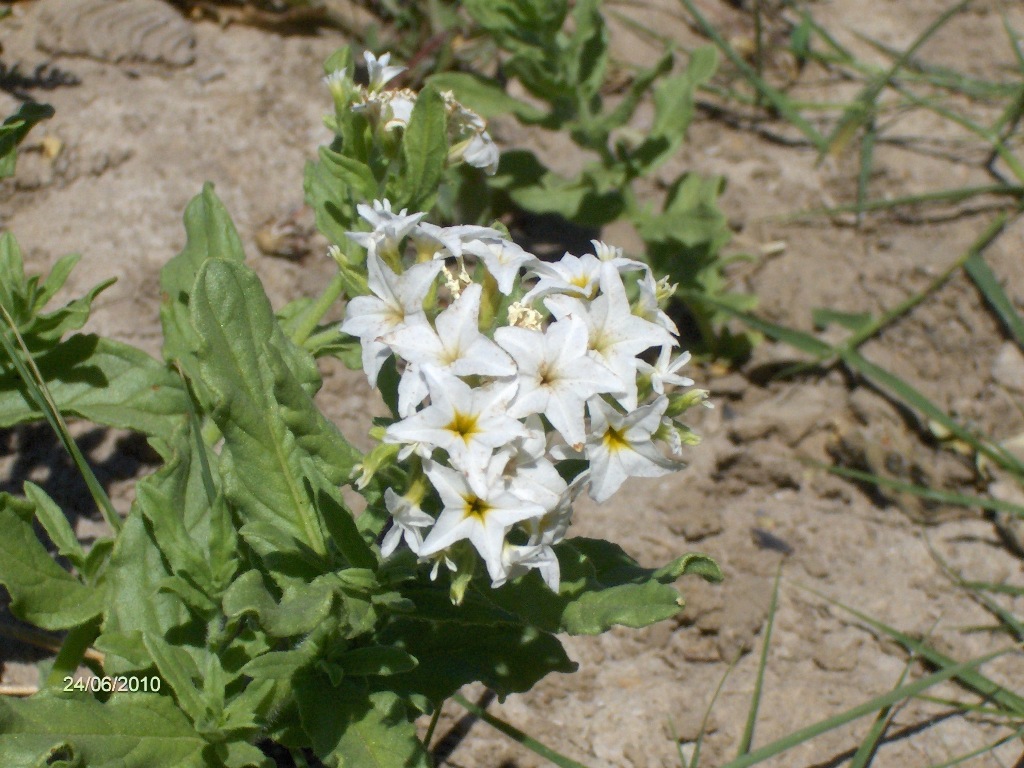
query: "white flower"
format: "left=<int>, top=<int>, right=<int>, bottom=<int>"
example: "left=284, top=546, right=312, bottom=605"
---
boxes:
left=522, top=252, right=604, bottom=304
left=547, top=264, right=676, bottom=410
left=411, top=222, right=504, bottom=260
left=364, top=51, right=405, bottom=92
left=494, top=315, right=620, bottom=449
left=323, top=68, right=349, bottom=101
left=635, top=270, right=679, bottom=335
left=637, top=346, right=694, bottom=395
left=384, top=371, right=527, bottom=472
left=339, top=251, right=441, bottom=386
left=496, top=542, right=560, bottom=591
left=384, top=283, right=515, bottom=379
left=462, top=237, right=539, bottom=295
left=590, top=239, right=647, bottom=273
left=418, top=459, right=546, bottom=584
left=347, top=199, right=425, bottom=258
left=461, top=131, right=500, bottom=175
left=585, top=397, right=679, bottom=503
left=381, top=489, right=435, bottom=557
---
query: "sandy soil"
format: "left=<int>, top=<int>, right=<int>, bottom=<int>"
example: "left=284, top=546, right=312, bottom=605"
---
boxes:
left=1, top=1, right=1023, bottom=766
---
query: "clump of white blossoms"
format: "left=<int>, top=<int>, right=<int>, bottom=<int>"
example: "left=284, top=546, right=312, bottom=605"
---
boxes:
left=324, top=51, right=499, bottom=174
left=339, top=200, right=709, bottom=594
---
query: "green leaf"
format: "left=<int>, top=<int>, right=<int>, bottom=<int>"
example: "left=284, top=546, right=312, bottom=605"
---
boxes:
left=160, top=183, right=245, bottom=372
left=0, top=334, right=187, bottom=439
left=400, top=85, right=447, bottom=213
left=303, top=459, right=376, bottom=569
left=0, top=494, right=103, bottom=630
left=0, top=693, right=206, bottom=768
left=142, top=633, right=209, bottom=725
left=295, top=675, right=431, bottom=768
left=23, top=481, right=87, bottom=573
left=98, top=514, right=200, bottom=676
left=377, top=587, right=575, bottom=702
left=0, top=101, right=54, bottom=178
left=425, top=72, right=546, bottom=122
left=190, top=259, right=359, bottom=559
left=222, top=570, right=336, bottom=639
left=567, top=0, right=608, bottom=100
left=336, top=646, right=417, bottom=677
left=632, top=47, right=717, bottom=173
left=488, top=539, right=722, bottom=635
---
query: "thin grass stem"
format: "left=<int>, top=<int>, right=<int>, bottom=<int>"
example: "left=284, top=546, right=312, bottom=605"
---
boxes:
left=0, top=303, right=120, bottom=533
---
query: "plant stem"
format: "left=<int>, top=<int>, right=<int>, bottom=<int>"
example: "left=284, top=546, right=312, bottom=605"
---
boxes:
left=291, top=271, right=347, bottom=346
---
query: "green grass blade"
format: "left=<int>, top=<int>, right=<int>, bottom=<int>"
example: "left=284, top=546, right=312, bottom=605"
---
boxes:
left=926, top=728, right=1024, bottom=768
left=686, top=651, right=743, bottom=768
left=839, top=347, right=1024, bottom=476
left=964, top=249, right=1024, bottom=351
left=813, top=462, right=1024, bottom=518
left=737, top=563, right=782, bottom=757
left=0, top=303, right=120, bottom=533
left=676, top=0, right=826, bottom=150
left=822, top=1, right=969, bottom=159
left=848, top=652, right=917, bottom=768
left=791, top=184, right=1024, bottom=217
left=717, top=649, right=1011, bottom=768
left=810, top=590, right=1024, bottom=716
left=451, top=692, right=592, bottom=768
left=855, top=121, right=877, bottom=225
left=924, top=538, right=1024, bottom=642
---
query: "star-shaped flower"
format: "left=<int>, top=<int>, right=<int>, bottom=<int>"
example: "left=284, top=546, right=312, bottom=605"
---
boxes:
left=381, top=489, right=435, bottom=557
left=384, top=370, right=527, bottom=472
left=585, top=396, right=679, bottom=503
left=346, top=199, right=424, bottom=259
left=364, top=50, right=405, bottom=92
left=547, top=264, right=676, bottom=410
left=494, top=315, right=620, bottom=449
left=637, top=346, right=694, bottom=395
left=339, top=251, right=441, bottom=386
left=418, top=459, right=546, bottom=584
left=384, top=283, right=515, bottom=378
left=462, top=236, right=539, bottom=295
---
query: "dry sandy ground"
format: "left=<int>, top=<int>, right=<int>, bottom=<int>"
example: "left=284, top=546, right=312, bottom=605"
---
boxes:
left=1, top=1, right=1024, bottom=766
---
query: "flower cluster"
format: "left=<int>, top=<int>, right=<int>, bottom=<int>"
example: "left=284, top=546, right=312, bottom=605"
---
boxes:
left=339, top=201, right=708, bottom=593
left=324, top=51, right=499, bottom=174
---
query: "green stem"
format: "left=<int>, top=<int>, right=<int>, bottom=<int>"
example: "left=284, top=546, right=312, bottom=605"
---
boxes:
left=290, top=271, right=347, bottom=346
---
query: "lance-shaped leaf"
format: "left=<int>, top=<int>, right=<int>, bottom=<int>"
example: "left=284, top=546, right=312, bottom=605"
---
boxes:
left=486, top=538, right=722, bottom=635
left=0, top=334, right=187, bottom=439
left=0, top=494, right=104, bottom=630
left=399, top=85, right=446, bottom=213
left=160, top=183, right=245, bottom=372
left=190, top=259, right=358, bottom=558
left=0, top=693, right=207, bottom=767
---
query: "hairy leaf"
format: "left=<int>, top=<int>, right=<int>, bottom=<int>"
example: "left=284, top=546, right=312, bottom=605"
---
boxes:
left=295, top=675, right=430, bottom=768
left=0, top=334, right=186, bottom=439
left=0, top=693, right=207, bottom=768
left=487, top=539, right=722, bottom=635
left=400, top=85, right=447, bottom=213
left=0, top=494, right=103, bottom=630
left=190, top=259, right=359, bottom=560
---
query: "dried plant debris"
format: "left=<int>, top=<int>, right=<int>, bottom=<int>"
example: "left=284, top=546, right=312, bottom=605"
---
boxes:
left=37, top=0, right=196, bottom=68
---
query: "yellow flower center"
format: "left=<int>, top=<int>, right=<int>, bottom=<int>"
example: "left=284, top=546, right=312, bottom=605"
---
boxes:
left=446, top=410, right=479, bottom=443
left=463, top=495, right=491, bottom=520
left=602, top=425, right=630, bottom=453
